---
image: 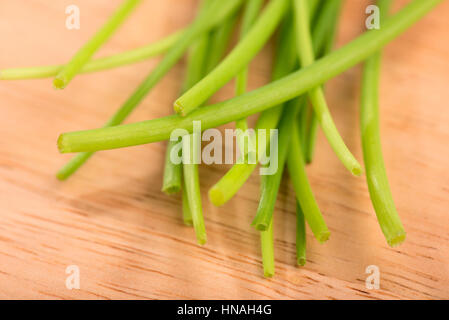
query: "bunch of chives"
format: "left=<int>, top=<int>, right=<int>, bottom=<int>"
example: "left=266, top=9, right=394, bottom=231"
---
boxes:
left=3, top=0, right=443, bottom=276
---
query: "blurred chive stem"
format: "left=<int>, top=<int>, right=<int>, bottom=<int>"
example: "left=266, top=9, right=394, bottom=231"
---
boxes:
left=54, top=0, right=142, bottom=89
left=293, top=0, right=362, bottom=176
left=287, top=121, right=330, bottom=243
left=361, top=0, right=406, bottom=247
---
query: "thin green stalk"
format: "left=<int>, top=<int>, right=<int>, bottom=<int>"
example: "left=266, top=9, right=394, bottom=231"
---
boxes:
left=56, top=0, right=243, bottom=180
left=252, top=98, right=304, bottom=231
left=235, top=0, right=264, bottom=133
left=0, top=30, right=183, bottom=80
left=162, top=139, right=183, bottom=194
left=205, top=16, right=238, bottom=74
left=260, top=218, right=275, bottom=278
left=287, top=121, right=330, bottom=243
left=294, top=0, right=361, bottom=176
left=297, top=103, right=309, bottom=157
left=54, top=0, right=142, bottom=89
left=180, top=30, right=209, bottom=242
left=361, top=0, right=405, bottom=247
left=306, top=0, right=343, bottom=164
left=295, top=202, right=306, bottom=266
left=208, top=4, right=335, bottom=206
left=182, top=181, right=193, bottom=226
left=182, top=133, right=206, bottom=245
left=58, top=0, right=443, bottom=155
left=174, top=0, right=290, bottom=116
left=209, top=16, right=298, bottom=206
left=56, top=152, right=93, bottom=180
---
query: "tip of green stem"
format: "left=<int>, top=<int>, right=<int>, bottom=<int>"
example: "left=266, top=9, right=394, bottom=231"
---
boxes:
left=297, top=257, right=306, bottom=266
left=208, top=186, right=226, bottom=206
left=197, top=235, right=207, bottom=246
left=57, top=134, right=70, bottom=153
left=253, top=222, right=268, bottom=232
left=162, top=185, right=181, bottom=195
left=263, top=270, right=274, bottom=278
left=173, top=100, right=186, bottom=117
left=316, top=230, right=330, bottom=244
left=53, top=76, right=67, bottom=89
left=56, top=171, right=69, bottom=181
left=386, top=231, right=406, bottom=247
left=305, top=155, right=312, bottom=165
left=351, top=163, right=363, bottom=177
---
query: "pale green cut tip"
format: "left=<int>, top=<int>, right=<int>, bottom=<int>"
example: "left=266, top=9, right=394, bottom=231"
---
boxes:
left=351, top=163, right=364, bottom=177
left=254, top=222, right=268, bottom=232
left=387, top=231, right=406, bottom=248
left=57, top=134, right=69, bottom=153
left=317, top=230, right=330, bottom=244
left=197, top=235, right=207, bottom=246
left=173, top=100, right=187, bottom=117
left=297, top=257, right=306, bottom=267
left=162, top=185, right=181, bottom=195
left=208, top=186, right=226, bottom=207
left=53, top=76, right=67, bottom=90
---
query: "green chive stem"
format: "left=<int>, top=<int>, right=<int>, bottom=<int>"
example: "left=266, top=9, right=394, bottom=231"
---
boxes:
left=294, top=0, right=362, bottom=176
left=53, top=0, right=142, bottom=89
left=287, top=121, right=330, bottom=243
left=260, top=218, right=275, bottom=278
left=295, top=202, right=307, bottom=266
left=183, top=133, right=207, bottom=245
left=305, top=0, right=343, bottom=164
left=235, top=0, right=264, bottom=132
left=205, top=15, right=238, bottom=74
left=361, top=0, right=406, bottom=247
left=182, top=181, right=193, bottom=226
left=0, top=30, right=183, bottom=80
left=252, top=98, right=304, bottom=231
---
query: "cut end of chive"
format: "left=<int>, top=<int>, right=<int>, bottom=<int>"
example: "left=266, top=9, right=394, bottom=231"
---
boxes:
left=56, top=171, right=69, bottom=181
left=208, top=186, right=226, bottom=207
left=297, top=257, right=306, bottom=266
left=316, top=230, right=330, bottom=244
left=351, top=164, right=363, bottom=177
left=53, top=76, right=67, bottom=90
left=263, top=270, right=274, bottom=278
left=386, top=231, right=406, bottom=248
left=197, top=235, right=207, bottom=246
left=162, top=185, right=181, bottom=195
left=57, top=134, right=70, bottom=153
left=173, top=100, right=186, bottom=117
left=254, top=223, right=268, bottom=232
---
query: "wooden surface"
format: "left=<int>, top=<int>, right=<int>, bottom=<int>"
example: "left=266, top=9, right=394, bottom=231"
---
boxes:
left=1, top=0, right=448, bottom=300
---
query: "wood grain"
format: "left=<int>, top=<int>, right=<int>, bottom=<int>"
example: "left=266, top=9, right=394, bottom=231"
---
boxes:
left=0, top=0, right=448, bottom=300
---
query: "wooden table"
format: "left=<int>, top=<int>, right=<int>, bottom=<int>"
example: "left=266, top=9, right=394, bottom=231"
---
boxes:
left=1, top=0, right=448, bottom=299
